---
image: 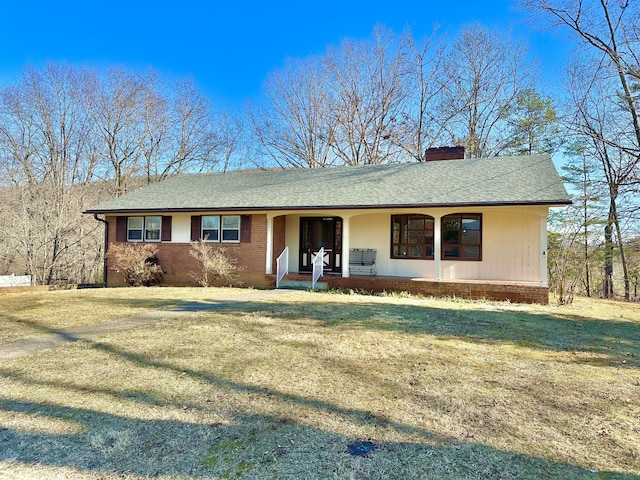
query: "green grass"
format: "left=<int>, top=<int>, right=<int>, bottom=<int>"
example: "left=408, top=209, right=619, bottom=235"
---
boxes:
left=0, top=287, right=639, bottom=479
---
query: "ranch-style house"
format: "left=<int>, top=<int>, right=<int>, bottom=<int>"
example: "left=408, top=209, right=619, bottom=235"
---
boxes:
left=85, top=150, right=571, bottom=303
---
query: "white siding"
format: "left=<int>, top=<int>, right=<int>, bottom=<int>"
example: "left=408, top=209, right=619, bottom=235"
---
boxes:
left=349, top=213, right=436, bottom=278
left=172, top=213, right=192, bottom=243
left=440, top=208, right=544, bottom=282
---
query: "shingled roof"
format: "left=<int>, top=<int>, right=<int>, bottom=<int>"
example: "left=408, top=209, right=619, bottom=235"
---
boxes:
left=85, top=154, right=571, bottom=214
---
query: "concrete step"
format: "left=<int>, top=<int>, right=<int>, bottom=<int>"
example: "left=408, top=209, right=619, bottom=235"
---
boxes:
left=277, top=279, right=327, bottom=291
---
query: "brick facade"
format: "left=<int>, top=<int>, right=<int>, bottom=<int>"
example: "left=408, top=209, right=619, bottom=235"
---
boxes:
left=329, top=277, right=548, bottom=304
left=105, top=214, right=270, bottom=288
left=282, top=274, right=548, bottom=304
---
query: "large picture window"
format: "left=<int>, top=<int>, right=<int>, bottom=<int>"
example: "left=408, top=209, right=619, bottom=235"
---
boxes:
left=442, top=214, right=482, bottom=260
left=202, top=215, right=240, bottom=243
left=127, top=216, right=161, bottom=242
left=391, top=214, right=434, bottom=259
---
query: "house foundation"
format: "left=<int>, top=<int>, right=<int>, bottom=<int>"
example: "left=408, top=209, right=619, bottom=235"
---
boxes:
left=276, top=273, right=549, bottom=304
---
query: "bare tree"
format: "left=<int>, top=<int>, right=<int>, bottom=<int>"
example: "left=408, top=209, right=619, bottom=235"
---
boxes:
left=0, top=63, right=101, bottom=284
left=523, top=0, right=640, bottom=299
left=88, top=69, right=220, bottom=195
left=565, top=58, right=637, bottom=299
left=160, top=78, right=220, bottom=176
left=250, top=25, right=543, bottom=167
left=562, top=140, right=607, bottom=296
left=0, top=63, right=227, bottom=284
left=439, top=24, right=534, bottom=158
left=524, top=0, right=640, bottom=157
left=395, top=29, right=449, bottom=161
left=211, top=107, right=245, bottom=172
left=326, top=26, right=407, bottom=165
left=249, top=56, right=336, bottom=168
left=87, top=67, right=147, bottom=197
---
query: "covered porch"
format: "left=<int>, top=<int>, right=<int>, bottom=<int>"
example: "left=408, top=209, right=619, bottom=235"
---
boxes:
left=262, top=208, right=550, bottom=304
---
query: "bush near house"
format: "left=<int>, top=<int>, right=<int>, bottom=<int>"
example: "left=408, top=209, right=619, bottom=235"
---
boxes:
left=105, top=243, right=164, bottom=286
left=189, top=239, right=244, bottom=287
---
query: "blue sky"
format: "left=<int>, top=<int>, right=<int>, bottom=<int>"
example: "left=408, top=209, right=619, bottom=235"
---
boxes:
left=1, top=0, right=568, bottom=107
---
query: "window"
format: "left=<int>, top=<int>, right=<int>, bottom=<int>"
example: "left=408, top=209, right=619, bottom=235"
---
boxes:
left=442, top=214, right=481, bottom=260
left=202, top=216, right=220, bottom=241
left=202, top=215, right=240, bottom=243
left=127, top=216, right=161, bottom=242
left=145, top=216, right=161, bottom=241
left=127, top=217, right=143, bottom=241
left=221, top=216, right=240, bottom=242
left=391, top=214, right=434, bottom=259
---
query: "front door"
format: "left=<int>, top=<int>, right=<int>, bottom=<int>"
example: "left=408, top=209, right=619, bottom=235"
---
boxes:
left=299, top=217, right=342, bottom=273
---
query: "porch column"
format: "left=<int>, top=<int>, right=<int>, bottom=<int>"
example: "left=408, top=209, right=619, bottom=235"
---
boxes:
left=342, top=215, right=351, bottom=278
left=540, top=212, right=548, bottom=287
left=433, top=214, right=441, bottom=281
left=265, top=214, right=274, bottom=274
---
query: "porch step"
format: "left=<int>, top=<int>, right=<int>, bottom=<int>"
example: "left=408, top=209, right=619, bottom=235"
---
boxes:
left=277, top=279, right=328, bottom=291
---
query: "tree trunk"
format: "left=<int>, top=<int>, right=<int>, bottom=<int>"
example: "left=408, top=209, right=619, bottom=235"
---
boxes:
left=611, top=203, right=631, bottom=300
left=603, top=220, right=614, bottom=298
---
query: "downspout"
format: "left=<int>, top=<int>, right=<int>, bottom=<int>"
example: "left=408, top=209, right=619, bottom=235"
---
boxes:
left=93, top=214, right=109, bottom=287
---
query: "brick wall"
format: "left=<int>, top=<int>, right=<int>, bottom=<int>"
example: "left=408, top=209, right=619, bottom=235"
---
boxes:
left=424, top=146, right=466, bottom=161
left=324, top=276, right=548, bottom=304
left=282, top=274, right=547, bottom=304
left=105, top=214, right=271, bottom=288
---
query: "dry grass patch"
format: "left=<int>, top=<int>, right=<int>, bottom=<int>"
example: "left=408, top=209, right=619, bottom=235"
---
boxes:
left=0, top=286, right=269, bottom=346
left=0, top=289, right=639, bottom=479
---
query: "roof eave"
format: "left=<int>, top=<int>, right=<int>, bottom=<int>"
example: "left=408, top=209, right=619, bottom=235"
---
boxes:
left=84, top=199, right=572, bottom=215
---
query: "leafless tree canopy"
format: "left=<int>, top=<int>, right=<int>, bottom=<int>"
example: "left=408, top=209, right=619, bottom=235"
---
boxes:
left=250, top=24, right=538, bottom=166
left=0, top=63, right=240, bottom=284
left=522, top=0, right=640, bottom=299
left=438, top=24, right=534, bottom=158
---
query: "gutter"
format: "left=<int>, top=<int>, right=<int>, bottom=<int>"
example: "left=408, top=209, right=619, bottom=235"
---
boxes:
left=83, top=199, right=573, bottom=216
left=93, top=214, right=109, bottom=287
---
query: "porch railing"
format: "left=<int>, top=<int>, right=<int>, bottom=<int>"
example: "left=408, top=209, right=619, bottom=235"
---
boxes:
left=311, top=247, right=324, bottom=289
left=275, top=246, right=289, bottom=288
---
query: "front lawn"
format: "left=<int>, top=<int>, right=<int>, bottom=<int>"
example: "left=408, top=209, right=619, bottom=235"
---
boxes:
left=0, top=288, right=638, bottom=479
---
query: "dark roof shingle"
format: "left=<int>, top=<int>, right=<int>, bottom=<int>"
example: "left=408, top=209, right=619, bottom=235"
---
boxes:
left=85, top=154, right=571, bottom=214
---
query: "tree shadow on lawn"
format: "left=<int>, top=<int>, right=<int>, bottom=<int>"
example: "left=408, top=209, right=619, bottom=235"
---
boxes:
left=1, top=355, right=637, bottom=480
left=216, top=299, right=640, bottom=368
left=1, top=315, right=638, bottom=478
left=4, top=291, right=639, bottom=368
left=3, top=398, right=633, bottom=480
left=5, top=293, right=638, bottom=368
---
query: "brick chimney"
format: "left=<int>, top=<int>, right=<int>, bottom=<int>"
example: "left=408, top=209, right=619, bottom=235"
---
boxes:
left=424, top=146, right=466, bottom=161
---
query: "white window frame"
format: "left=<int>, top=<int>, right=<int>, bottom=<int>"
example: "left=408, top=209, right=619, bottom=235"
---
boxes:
left=128, top=216, right=161, bottom=242
left=221, top=215, right=240, bottom=243
left=144, top=216, right=162, bottom=242
left=202, top=216, right=220, bottom=242
left=127, top=217, right=144, bottom=242
left=202, top=215, right=240, bottom=243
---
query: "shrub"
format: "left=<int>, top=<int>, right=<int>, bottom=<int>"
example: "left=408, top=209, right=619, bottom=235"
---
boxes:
left=106, top=243, right=164, bottom=286
left=189, top=239, right=244, bottom=287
